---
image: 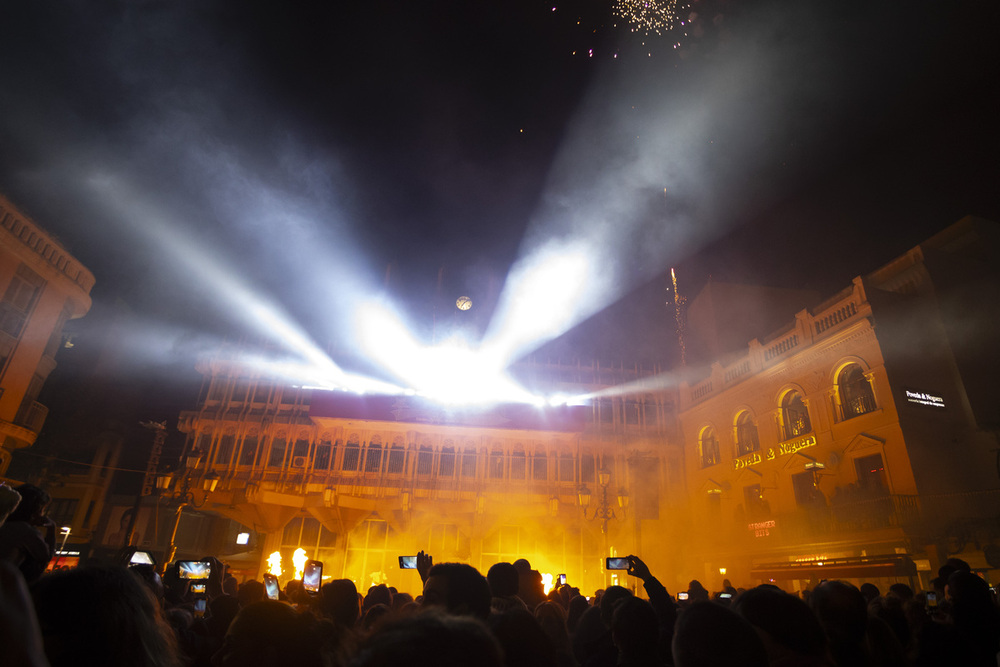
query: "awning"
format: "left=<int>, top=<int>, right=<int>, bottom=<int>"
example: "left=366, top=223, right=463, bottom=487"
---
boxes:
left=751, top=555, right=916, bottom=581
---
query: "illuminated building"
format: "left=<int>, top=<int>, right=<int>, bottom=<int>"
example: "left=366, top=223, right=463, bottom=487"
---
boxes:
left=677, top=216, right=1000, bottom=590
left=0, top=195, right=94, bottom=476
left=171, top=356, right=681, bottom=592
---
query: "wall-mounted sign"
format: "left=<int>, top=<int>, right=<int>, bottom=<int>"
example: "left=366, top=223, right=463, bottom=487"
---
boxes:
left=734, top=451, right=762, bottom=470
left=733, top=435, right=818, bottom=469
left=777, top=435, right=817, bottom=456
left=748, top=520, right=776, bottom=537
left=905, top=389, right=945, bottom=408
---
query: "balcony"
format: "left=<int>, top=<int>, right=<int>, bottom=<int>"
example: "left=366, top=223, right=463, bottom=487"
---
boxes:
left=14, top=400, right=48, bottom=435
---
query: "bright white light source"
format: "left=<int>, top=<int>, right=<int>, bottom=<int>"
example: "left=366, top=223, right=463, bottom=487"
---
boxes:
left=354, top=301, right=540, bottom=405
left=236, top=532, right=250, bottom=545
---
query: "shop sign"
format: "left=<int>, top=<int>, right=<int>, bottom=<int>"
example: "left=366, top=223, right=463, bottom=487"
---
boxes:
left=777, top=435, right=817, bottom=457
left=905, top=389, right=945, bottom=408
left=733, top=451, right=762, bottom=470
left=748, top=520, right=776, bottom=538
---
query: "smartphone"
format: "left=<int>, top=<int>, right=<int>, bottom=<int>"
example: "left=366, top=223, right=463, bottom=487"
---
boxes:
left=193, top=597, right=207, bottom=618
left=926, top=592, right=937, bottom=608
left=558, top=573, right=567, bottom=586
left=177, top=560, right=211, bottom=580
left=190, top=582, right=207, bottom=594
left=129, top=550, right=155, bottom=566
left=678, top=592, right=689, bottom=600
left=263, top=573, right=280, bottom=600
left=719, top=593, right=732, bottom=599
left=303, top=559, right=323, bottom=593
left=606, top=557, right=629, bottom=570
left=399, top=556, right=418, bottom=569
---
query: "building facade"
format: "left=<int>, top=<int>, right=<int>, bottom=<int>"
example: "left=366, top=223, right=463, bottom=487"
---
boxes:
left=163, top=356, right=682, bottom=592
left=676, top=217, right=1000, bottom=591
left=0, top=195, right=94, bottom=476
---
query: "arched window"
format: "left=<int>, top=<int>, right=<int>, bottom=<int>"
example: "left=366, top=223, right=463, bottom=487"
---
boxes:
left=734, top=411, right=760, bottom=456
left=838, top=365, right=876, bottom=420
left=699, top=427, right=720, bottom=468
left=781, top=391, right=811, bottom=440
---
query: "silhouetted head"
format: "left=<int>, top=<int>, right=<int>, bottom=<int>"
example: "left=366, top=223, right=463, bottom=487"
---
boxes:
left=535, top=600, right=570, bottom=653
left=364, top=584, right=393, bottom=611
left=612, top=597, right=659, bottom=660
left=422, top=562, right=492, bottom=620
left=8, top=483, right=49, bottom=523
left=489, top=608, right=557, bottom=667
left=938, top=557, right=971, bottom=582
left=320, top=579, right=361, bottom=628
left=887, top=583, right=913, bottom=602
left=513, top=559, right=531, bottom=574
left=0, top=483, right=21, bottom=525
left=487, top=562, right=520, bottom=597
left=362, top=603, right=392, bottom=632
left=599, top=585, right=633, bottom=625
left=687, top=580, right=709, bottom=603
left=735, top=586, right=828, bottom=661
left=353, top=608, right=502, bottom=667
left=237, top=580, right=265, bottom=607
left=859, top=582, right=880, bottom=603
left=213, top=600, right=327, bottom=667
left=673, top=602, right=768, bottom=667
left=31, top=565, right=181, bottom=667
left=809, top=580, right=869, bottom=666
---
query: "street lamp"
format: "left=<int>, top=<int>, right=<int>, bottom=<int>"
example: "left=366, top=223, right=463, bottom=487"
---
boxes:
left=579, top=468, right=628, bottom=534
left=579, top=468, right=629, bottom=587
left=156, top=448, right=218, bottom=563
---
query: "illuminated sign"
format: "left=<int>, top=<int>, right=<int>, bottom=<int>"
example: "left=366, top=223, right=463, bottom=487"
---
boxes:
left=734, top=451, right=762, bottom=470
left=734, top=436, right=817, bottom=469
left=905, top=389, right=945, bottom=408
left=777, top=435, right=817, bottom=456
left=748, top=520, right=776, bottom=538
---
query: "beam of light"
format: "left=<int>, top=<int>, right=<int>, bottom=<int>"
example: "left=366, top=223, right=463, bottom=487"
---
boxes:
left=85, top=174, right=348, bottom=376
left=267, top=551, right=283, bottom=577
left=482, top=240, right=606, bottom=366
left=292, top=548, right=308, bottom=580
left=233, top=351, right=407, bottom=396
left=577, top=369, right=682, bottom=401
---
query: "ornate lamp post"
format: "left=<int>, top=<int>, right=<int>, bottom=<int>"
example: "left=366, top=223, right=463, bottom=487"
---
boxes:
left=579, top=468, right=629, bottom=585
left=156, top=448, right=219, bottom=564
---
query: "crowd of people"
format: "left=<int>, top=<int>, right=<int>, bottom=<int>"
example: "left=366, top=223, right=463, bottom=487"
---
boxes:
left=2, top=481, right=999, bottom=666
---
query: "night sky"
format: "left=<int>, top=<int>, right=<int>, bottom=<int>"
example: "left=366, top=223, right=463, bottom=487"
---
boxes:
left=2, top=0, right=998, bottom=387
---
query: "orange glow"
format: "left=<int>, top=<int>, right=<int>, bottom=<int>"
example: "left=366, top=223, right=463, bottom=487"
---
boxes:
left=267, top=551, right=283, bottom=577
left=292, top=548, right=308, bottom=580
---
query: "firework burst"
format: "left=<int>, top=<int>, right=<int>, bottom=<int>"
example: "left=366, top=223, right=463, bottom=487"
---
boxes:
left=613, top=0, right=684, bottom=36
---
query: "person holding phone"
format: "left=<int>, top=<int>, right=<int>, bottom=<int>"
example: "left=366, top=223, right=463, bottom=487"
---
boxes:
left=624, top=554, right=680, bottom=662
left=0, top=484, right=56, bottom=583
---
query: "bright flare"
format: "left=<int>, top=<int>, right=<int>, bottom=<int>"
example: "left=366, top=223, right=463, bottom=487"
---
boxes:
left=267, top=552, right=283, bottom=577
left=542, top=572, right=555, bottom=595
left=292, top=548, right=308, bottom=580
left=355, top=301, right=539, bottom=405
